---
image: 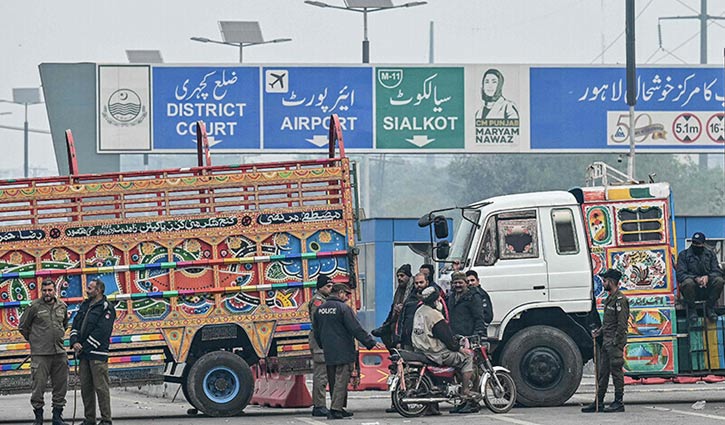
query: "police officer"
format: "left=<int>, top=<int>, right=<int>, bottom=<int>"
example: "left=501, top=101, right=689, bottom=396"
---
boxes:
left=308, top=274, right=334, bottom=417
left=70, top=278, right=116, bottom=425
left=313, top=283, right=383, bottom=420
left=677, top=232, right=725, bottom=323
left=18, top=278, right=70, bottom=425
left=582, top=269, right=629, bottom=413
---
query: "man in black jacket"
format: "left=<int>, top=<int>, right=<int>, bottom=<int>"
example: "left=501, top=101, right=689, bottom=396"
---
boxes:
left=465, top=270, right=494, bottom=332
left=70, top=278, right=116, bottom=425
left=314, top=284, right=383, bottom=420
left=447, top=272, right=486, bottom=338
left=677, top=232, right=725, bottom=323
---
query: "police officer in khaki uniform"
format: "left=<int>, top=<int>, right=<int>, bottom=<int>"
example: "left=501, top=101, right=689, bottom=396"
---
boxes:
left=582, top=269, right=630, bottom=413
left=71, top=278, right=116, bottom=425
left=308, top=274, right=334, bottom=417
left=18, top=278, right=70, bottom=425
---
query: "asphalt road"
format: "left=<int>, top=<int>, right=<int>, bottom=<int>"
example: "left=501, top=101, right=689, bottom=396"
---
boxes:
left=5, top=377, right=725, bottom=424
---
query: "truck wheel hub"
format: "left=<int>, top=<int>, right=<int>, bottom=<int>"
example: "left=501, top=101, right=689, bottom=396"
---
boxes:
left=521, top=348, right=562, bottom=389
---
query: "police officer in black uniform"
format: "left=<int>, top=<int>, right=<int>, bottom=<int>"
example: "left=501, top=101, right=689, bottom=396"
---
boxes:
left=582, top=269, right=629, bottom=413
left=313, top=284, right=383, bottom=420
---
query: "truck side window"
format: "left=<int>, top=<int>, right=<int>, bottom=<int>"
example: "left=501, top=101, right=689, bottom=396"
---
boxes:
left=551, top=208, right=579, bottom=255
left=497, top=211, right=539, bottom=260
left=475, top=216, right=498, bottom=266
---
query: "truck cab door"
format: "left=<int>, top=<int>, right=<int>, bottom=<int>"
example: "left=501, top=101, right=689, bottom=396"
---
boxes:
left=471, top=209, right=549, bottom=337
left=540, top=206, right=591, bottom=303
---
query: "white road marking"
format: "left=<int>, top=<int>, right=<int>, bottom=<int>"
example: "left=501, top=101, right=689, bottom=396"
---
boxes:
left=296, top=417, right=329, bottom=425
left=470, top=414, right=544, bottom=425
left=649, top=405, right=725, bottom=421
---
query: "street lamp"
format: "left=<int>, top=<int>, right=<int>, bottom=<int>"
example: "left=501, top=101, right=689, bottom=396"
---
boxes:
left=190, top=21, right=292, bottom=63
left=305, top=0, right=427, bottom=63
left=0, top=88, right=43, bottom=178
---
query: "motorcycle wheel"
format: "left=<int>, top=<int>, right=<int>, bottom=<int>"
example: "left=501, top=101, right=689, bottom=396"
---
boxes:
left=483, top=371, right=517, bottom=414
left=391, top=372, right=432, bottom=418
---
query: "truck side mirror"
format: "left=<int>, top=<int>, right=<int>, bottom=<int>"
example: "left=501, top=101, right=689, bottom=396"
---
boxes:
left=435, top=241, right=450, bottom=259
left=418, top=213, right=434, bottom=227
left=433, top=216, right=448, bottom=239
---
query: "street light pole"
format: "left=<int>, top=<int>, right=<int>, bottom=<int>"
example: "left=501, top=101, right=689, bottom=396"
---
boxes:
left=362, top=8, right=370, bottom=63
left=23, top=103, right=29, bottom=179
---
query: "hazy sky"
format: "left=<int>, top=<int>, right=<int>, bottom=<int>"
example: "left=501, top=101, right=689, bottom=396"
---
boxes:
left=1, top=0, right=723, bottom=176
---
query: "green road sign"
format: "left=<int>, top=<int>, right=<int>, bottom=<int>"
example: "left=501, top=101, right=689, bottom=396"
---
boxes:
left=375, top=67, right=464, bottom=149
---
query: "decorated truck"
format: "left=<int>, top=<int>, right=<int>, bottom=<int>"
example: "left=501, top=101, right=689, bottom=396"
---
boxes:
left=421, top=161, right=724, bottom=406
left=0, top=115, right=359, bottom=416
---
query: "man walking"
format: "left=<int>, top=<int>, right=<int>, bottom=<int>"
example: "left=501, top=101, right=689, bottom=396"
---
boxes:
left=308, top=274, right=334, bottom=417
left=582, top=269, right=630, bottom=413
left=71, top=278, right=116, bottom=425
left=677, top=232, right=725, bottom=323
left=18, top=278, right=70, bottom=425
left=314, top=283, right=383, bottom=420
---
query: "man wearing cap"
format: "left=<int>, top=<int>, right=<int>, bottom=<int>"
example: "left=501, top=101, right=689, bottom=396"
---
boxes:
left=413, top=286, right=478, bottom=414
left=314, top=283, right=383, bottom=420
left=373, top=264, right=413, bottom=349
left=677, top=232, right=725, bottom=323
left=308, top=275, right=334, bottom=417
left=446, top=272, right=487, bottom=339
left=582, top=269, right=629, bottom=413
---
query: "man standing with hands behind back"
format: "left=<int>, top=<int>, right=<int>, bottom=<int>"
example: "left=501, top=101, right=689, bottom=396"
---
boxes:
left=18, top=278, right=70, bottom=425
left=71, top=278, right=116, bottom=425
left=582, top=269, right=629, bottom=413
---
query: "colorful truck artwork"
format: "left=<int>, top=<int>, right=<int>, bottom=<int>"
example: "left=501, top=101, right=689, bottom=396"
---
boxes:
left=0, top=115, right=359, bottom=417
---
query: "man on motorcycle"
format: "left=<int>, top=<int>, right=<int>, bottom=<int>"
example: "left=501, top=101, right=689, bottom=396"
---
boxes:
left=412, top=286, right=478, bottom=414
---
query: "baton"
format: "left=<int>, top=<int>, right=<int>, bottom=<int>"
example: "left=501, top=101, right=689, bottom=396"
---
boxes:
left=15, top=354, right=31, bottom=371
left=593, top=332, right=599, bottom=412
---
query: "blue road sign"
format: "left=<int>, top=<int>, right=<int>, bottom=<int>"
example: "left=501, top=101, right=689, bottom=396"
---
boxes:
left=530, top=67, right=725, bottom=150
left=262, top=67, right=373, bottom=149
left=152, top=67, right=260, bottom=150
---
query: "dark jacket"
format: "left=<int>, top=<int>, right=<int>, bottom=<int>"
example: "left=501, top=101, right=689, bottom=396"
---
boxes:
left=470, top=285, right=494, bottom=328
left=394, top=283, right=448, bottom=347
left=70, top=296, right=116, bottom=362
left=601, top=289, right=630, bottom=349
left=446, top=289, right=486, bottom=337
left=308, top=291, right=328, bottom=363
left=677, top=246, right=723, bottom=283
left=314, top=295, right=376, bottom=365
left=18, top=297, right=68, bottom=355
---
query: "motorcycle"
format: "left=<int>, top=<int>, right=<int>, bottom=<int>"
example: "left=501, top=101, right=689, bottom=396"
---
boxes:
left=387, top=335, right=516, bottom=416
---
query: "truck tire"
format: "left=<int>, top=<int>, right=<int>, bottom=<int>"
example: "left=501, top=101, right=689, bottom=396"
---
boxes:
left=499, top=325, right=582, bottom=407
left=186, top=350, right=254, bottom=416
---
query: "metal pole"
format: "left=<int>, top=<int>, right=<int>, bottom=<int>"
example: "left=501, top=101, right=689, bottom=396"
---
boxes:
left=23, top=103, right=29, bottom=178
left=699, top=0, right=708, bottom=171
left=625, top=0, right=636, bottom=180
left=362, top=8, right=370, bottom=63
left=428, top=21, right=434, bottom=64
left=239, top=43, right=244, bottom=63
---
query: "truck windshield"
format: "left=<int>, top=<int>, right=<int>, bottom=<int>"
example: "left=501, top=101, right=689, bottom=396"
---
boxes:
left=449, top=209, right=481, bottom=261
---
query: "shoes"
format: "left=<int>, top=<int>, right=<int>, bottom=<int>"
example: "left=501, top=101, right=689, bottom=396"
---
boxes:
left=340, top=408, right=353, bottom=417
left=581, top=400, right=604, bottom=413
left=385, top=407, right=397, bottom=413
left=423, top=406, right=442, bottom=416
left=312, top=406, right=329, bottom=417
left=51, top=407, right=69, bottom=425
left=327, top=409, right=346, bottom=420
left=603, top=400, right=624, bottom=412
left=79, top=421, right=95, bottom=425
left=33, top=408, right=43, bottom=425
left=97, top=421, right=113, bottom=425
left=454, top=401, right=480, bottom=414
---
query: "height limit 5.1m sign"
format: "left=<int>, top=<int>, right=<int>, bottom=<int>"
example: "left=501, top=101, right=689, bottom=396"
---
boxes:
left=376, top=67, right=464, bottom=150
